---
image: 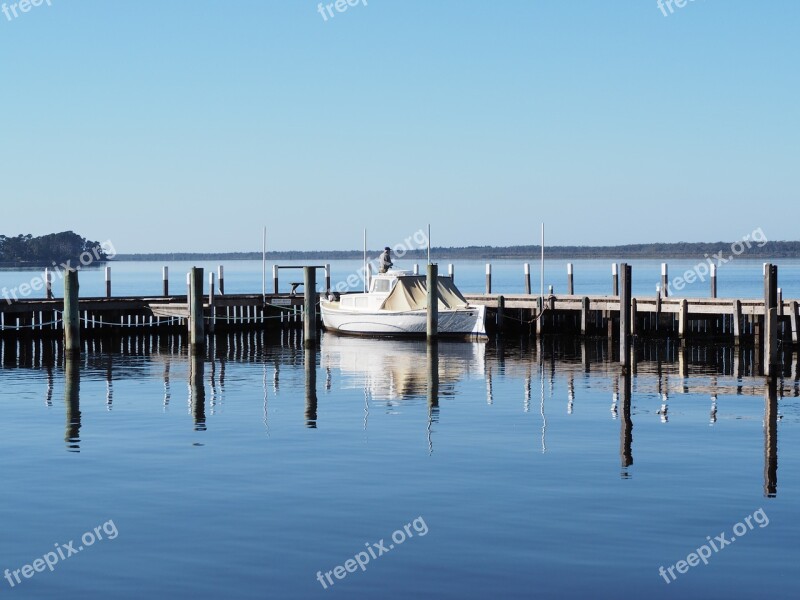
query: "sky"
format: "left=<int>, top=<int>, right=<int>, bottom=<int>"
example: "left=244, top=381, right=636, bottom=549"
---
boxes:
left=0, top=0, right=798, bottom=253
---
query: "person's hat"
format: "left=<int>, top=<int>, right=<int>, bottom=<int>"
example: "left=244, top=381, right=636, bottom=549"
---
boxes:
left=384, top=246, right=391, bottom=251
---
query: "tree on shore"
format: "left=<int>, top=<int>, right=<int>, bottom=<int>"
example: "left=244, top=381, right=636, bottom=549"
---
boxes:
left=0, top=231, right=108, bottom=265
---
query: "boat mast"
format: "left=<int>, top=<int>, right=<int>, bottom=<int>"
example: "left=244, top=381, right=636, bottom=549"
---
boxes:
left=540, top=222, right=544, bottom=305
left=363, top=228, right=367, bottom=292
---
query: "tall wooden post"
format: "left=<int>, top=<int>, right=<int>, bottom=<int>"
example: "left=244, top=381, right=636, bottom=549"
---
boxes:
left=619, top=263, right=631, bottom=369
left=524, top=263, right=531, bottom=295
left=581, top=296, right=589, bottom=336
left=427, top=263, right=438, bottom=340
left=45, top=267, right=53, bottom=299
left=612, top=263, right=618, bottom=296
left=273, top=265, right=279, bottom=294
left=764, top=263, right=778, bottom=377
left=679, top=299, right=688, bottom=338
left=162, top=266, right=169, bottom=296
left=189, top=267, right=205, bottom=353
left=218, top=265, right=224, bottom=295
left=733, top=299, right=742, bottom=343
left=710, top=264, right=717, bottom=298
left=208, top=272, right=216, bottom=334
left=325, top=263, right=331, bottom=294
left=661, top=263, right=669, bottom=297
left=567, top=263, right=574, bottom=295
left=497, top=295, right=505, bottom=335
left=64, top=269, right=80, bottom=355
left=105, top=266, right=111, bottom=298
left=485, top=263, right=492, bottom=294
left=448, top=263, right=454, bottom=281
left=303, top=266, right=317, bottom=347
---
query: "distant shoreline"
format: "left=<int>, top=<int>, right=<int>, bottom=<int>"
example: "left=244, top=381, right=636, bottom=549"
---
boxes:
left=113, top=241, right=800, bottom=261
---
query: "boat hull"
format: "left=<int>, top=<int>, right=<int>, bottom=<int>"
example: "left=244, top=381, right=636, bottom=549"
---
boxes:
left=320, top=302, right=486, bottom=338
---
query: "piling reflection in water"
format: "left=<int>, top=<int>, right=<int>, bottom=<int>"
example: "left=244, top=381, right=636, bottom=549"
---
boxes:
left=64, top=358, right=81, bottom=452
left=764, top=377, right=778, bottom=497
left=0, top=332, right=796, bottom=496
left=619, top=373, right=633, bottom=477
left=305, top=347, right=317, bottom=428
left=427, top=341, right=439, bottom=454
left=189, top=353, right=206, bottom=432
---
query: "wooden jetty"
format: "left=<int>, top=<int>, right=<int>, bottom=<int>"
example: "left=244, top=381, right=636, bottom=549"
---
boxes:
left=1, top=263, right=796, bottom=370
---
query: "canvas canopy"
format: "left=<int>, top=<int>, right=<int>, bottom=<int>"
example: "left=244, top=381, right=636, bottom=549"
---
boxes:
left=379, top=276, right=470, bottom=311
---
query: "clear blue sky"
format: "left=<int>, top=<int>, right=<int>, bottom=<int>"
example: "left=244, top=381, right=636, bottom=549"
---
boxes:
left=1, top=0, right=797, bottom=253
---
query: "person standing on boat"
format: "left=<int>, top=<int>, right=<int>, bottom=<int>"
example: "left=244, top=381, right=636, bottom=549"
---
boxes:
left=379, top=247, right=393, bottom=273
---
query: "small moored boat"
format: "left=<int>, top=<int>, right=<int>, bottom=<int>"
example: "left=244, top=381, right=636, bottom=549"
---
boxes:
left=320, top=269, right=486, bottom=338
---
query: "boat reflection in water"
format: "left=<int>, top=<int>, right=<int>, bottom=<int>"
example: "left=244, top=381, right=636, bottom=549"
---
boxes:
left=320, top=332, right=485, bottom=407
left=320, top=333, right=486, bottom=452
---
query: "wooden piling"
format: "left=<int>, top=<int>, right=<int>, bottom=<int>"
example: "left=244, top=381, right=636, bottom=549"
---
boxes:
left=45, top=268, right=52, bottom=299
left=64, top=269, right=80, bottom=355
left=208, top=272, right=216, bottom=334
left=733, top=299, right=742, bottom=343
left=524, top=263, right=531, bottom=295
left=567, top=263, right=574, bottom=295
left=581, top=296, right=589, bottom=336
left=710, top=264, right=717, bottom=298
left=790, top=300, right=799, bottom=345
left=448, top=263, right=454, bottom=281
left=413, top=264, right=419, bottom=275
left=612, top=263, right=618, bottom=296
left=631, top=298, right=638, bottom=336
left=661, top=263, right=668, bottom=297
left=427, top=263, right=438, bottom=340
left=303, top=266, right=317, bottom=347
left=189, top=267, right=205, bottom=353
left=485, top=263, right=491, bottom=294
left=325, top=263, right=331, bottom=294
left=764, top=263, right=778, bottom=377
left=619, top=263, right=631, bottom=369
left=273, top=265, right=279, bottom=294
left=218, top=265, right=224, bottom=295
left=105, top=266, right=111, bottom=298
left=497, top=295, right=505, bottom=334
left=162, top=266, right=169, bottom=296
left=678, top=299, right=688, bottom=338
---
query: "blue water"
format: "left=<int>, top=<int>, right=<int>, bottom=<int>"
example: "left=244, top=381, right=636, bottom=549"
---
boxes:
left=0, top=333, right=798, bottom=599
left=2, top=258, right=800, bottom=300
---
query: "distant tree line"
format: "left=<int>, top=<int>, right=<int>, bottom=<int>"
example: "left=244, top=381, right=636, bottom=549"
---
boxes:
left=0, top=232, right=110, bottom=266
left=115, top=241, right=800, bottom=261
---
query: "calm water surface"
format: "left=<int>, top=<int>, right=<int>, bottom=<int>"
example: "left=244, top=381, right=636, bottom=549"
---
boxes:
left=0, top=333, right=798, bottom=599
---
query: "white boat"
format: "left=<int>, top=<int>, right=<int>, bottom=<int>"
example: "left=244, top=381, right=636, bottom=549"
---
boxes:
left=320, top=269, right=487, bottom=338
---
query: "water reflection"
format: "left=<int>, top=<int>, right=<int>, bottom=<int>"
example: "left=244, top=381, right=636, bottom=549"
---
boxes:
left=189, top=353, right=206, bottom=432
left=0, top=333, right=796, bottom=497
left=319, top=334, right=485, bottom=405
left=764, top=377, right=778, bottom=497
left=64, top=357, right=81, bottom=452
left=305, top=347, right=317, bottom=428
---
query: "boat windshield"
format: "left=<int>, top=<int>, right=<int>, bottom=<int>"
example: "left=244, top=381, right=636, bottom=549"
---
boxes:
left=371, top=278, right=395, bottom=293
